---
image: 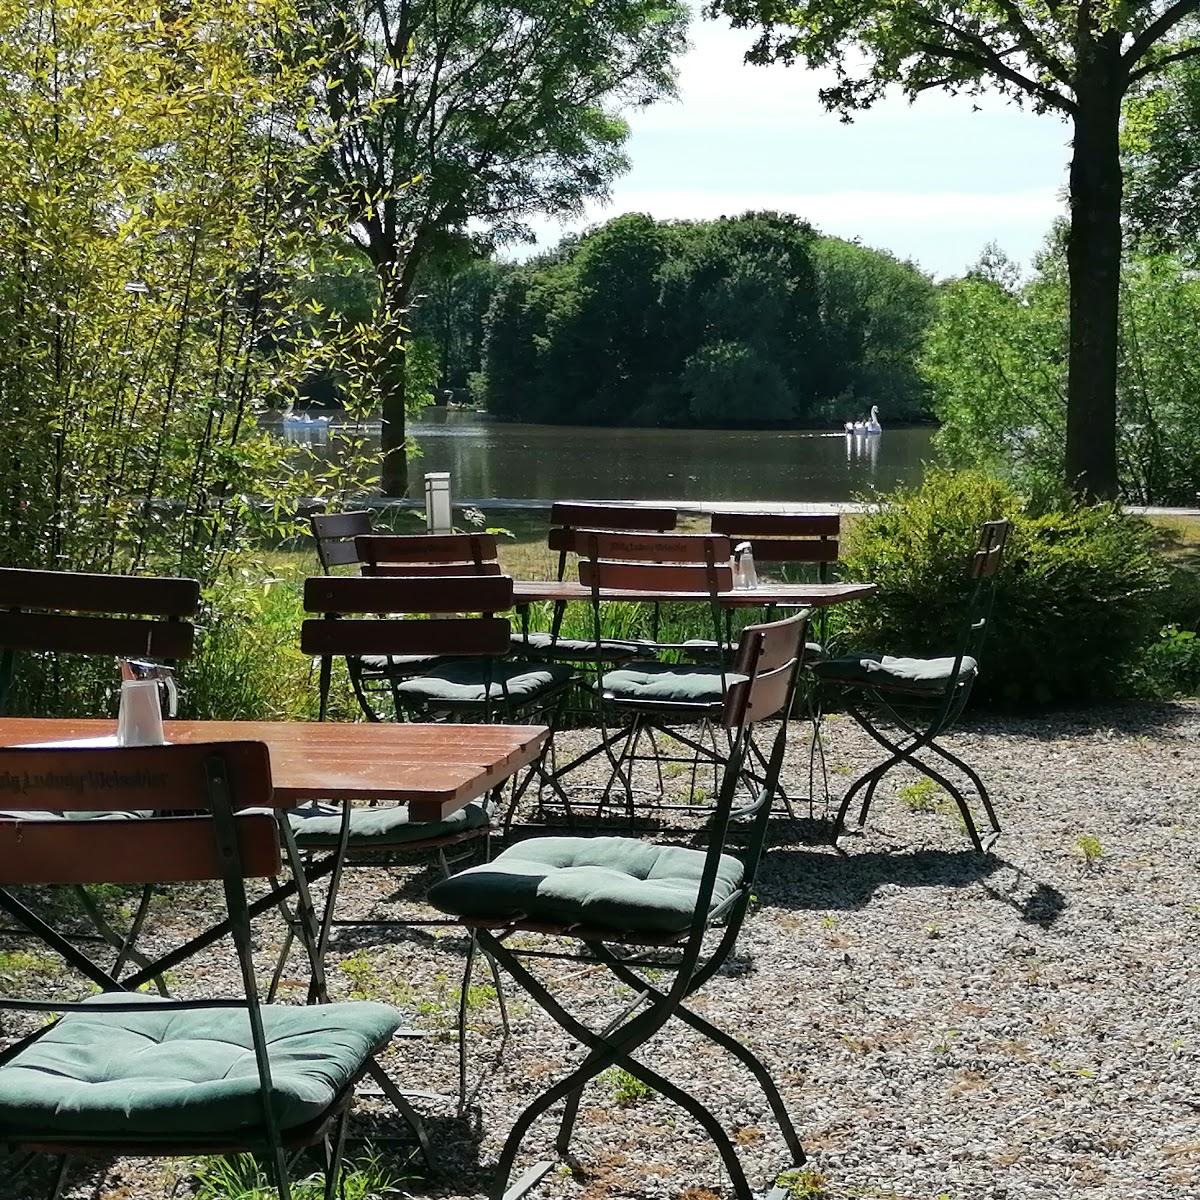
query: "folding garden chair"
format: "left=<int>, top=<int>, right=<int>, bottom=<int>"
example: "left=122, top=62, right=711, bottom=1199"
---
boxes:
left=511, top=501, right=678, bottom=665
left=298, top=576, right=571, bottom=1094
left=425, top=621, right=808, bottom=1200
left=706, top=511, right=843, bottom=815
left=303, top=573, right=574, bottom=728
left=0, top=740, right=404, bottom=1200
left=0, top=566, right=199, bottom=985
left=811, top=519, right=1011, bottom=852
left=308, top=513, right=450, bottom=713
left=552, top=531, right=734, bottom=819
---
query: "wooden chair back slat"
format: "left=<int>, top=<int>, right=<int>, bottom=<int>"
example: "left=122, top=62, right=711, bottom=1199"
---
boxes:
left=550, top=502, right=677, bottom=533
left=710, top=512, right=839, bottom=539
left=735, top=538, right=838, bottom=564
left=362, top=561, right=503, bottom=578
left=301, top=616, right=510, bottom=657
left=310, top=510, right=373, bottom=573
left=579, top=560, right=734, bottom=594
left=722, top=613, right=808, bottom=728
left=733, top=612, right=807, bottom=675
left=0, top=813, right=280, bottom=885
left=317, top=540, right=366, bottom=569
left=304, top=574, right=514, bottom=616
left=970, top=520, right=1011, bottom=579
left=721, top=661, right=795, bottom=728
left=0, top=742, right=278, bottom=811
left=577, top=531, right=732, bottom=565
left=709, top=512, right=840, bottom=568
left=311, top=511, right=374, bottom=540
left=0, top=613, right=194, bottom=659
left=0, top=568, right=199, bottom=617
left=357, top=533, right=499, bottom=567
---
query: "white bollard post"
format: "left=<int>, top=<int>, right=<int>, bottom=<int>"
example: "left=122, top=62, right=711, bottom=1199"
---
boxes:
left=424, top=472, right=452, bottom=534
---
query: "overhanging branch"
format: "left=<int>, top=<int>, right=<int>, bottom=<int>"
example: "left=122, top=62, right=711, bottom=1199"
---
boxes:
left=1123, top=0, right=1200, bottom=68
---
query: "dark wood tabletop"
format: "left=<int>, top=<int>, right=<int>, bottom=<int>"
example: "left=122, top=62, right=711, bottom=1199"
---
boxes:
left=511, top=580, right=876, bottom=608
left=0, top=719, right=549, bottom=821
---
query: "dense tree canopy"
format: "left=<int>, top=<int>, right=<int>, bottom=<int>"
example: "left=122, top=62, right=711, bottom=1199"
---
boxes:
left=1124, top=52, right=1200, bottom=254
left=303, top=0, right=688, bottom=493
left=711, top=0, right=1200, bottom=500
left=923, top=233, right=1200, bottom=504
left=478, top=211, right=934, bottom=428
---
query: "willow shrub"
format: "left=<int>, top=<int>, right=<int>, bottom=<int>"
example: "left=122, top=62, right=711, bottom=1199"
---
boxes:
left=833, top=471, right=1170, bottom=707
left=0, top=0, right=388, bottom=717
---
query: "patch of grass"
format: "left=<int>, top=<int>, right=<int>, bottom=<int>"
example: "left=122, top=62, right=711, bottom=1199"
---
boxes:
left=192, top=1150, right=406, bottom=1199
left=776, top=1167, right=831, bottom=1199
left=898, top=777, right=942, bottom=813
left=602, top=1067, right=654, bottom=1107
left=0, top=949, right=57, bottom=987
left=1076, top=834, right=1104, bottom=871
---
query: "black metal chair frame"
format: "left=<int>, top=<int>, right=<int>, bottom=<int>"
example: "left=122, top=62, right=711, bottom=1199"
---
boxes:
left=531, top=533, right=734, bottom=826
left=0, top=742, right=407, bottom=1200
left=453, top=657, right=806, bottom=1200
left=821, top=520, right=1011, bottom=852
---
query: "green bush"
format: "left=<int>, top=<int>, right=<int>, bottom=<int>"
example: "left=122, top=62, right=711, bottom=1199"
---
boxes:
left=834, top=470, right=1170, bottom=707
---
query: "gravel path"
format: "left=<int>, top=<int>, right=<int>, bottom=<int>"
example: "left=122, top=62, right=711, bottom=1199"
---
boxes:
left=3, top=702, right=1198, bottom=1200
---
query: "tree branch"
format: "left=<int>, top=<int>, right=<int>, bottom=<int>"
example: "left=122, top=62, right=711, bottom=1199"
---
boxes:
left=1123, top=0, right=1200, bottom=68
left=913, top=37, right=1075, bottom=113
left=1128, top=41, right=1200, bottom=85
left=992, top=0, right=1074, bottom=87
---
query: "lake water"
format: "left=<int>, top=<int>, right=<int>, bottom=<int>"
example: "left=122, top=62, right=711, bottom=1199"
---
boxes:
left=284, top=409, right=937, bottom=503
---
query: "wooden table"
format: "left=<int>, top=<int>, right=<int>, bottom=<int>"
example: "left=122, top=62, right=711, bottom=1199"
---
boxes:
left=0, top=719, right=549, bottom=822
left=512, top=580, right=876, bottom=608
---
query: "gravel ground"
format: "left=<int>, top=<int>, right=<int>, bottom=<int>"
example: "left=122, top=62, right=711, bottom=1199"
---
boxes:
left=3, top=702, right=1198, bottom=1200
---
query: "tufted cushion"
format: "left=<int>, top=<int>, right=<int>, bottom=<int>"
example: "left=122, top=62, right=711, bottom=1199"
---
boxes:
left=393, top=658, right=574, bottom=706
left=289, top=799, right=489, bottom=849
left=812, top=652, right=977, bottom=694
left=0, top=809, right=144, bottom=822
left=427, top=835, right=744, bottom=934
left=356, top=653, right=443, bottom=676
left=597, top=662, right=746, bottom=708
left=0, top=995, right=401, bottom=1140
left=682, top=638, right=826, bottom=661
left=511, top=632, right=651, bottom=663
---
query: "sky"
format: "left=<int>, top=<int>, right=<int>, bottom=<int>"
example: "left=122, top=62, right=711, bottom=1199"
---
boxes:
left=523, top=12, right=1074, bottom=279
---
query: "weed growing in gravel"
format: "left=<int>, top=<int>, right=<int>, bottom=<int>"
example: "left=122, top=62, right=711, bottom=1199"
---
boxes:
left=0, top=950, right=57, bottom=986
left=192, top=1149, right=406, bottom=1198
left=932, top=1029, right=960, bottom=1055
left=776, top=1166, right=830, bottom=1199
left=602, top=1067, right=654, bottom=1106
left=898, top=777, right=942, bottom=813
left=1077, top=834, right=1105, bottom=870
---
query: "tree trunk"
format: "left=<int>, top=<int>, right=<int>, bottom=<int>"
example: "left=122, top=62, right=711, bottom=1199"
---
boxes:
left=376, top=267, right=409, bottom=497
left=1065, top=51, right=1124, bottom=501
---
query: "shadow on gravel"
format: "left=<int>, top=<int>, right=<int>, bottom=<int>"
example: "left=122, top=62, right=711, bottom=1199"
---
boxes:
left=955, top=700, right=1198, bottom=741
left=980, top=874, right=1069, bottom=929
left=758, top=846, right=1003, bottom=911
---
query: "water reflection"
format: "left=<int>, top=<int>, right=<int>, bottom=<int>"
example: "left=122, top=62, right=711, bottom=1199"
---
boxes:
left=271, top=411, right=935, bottom=503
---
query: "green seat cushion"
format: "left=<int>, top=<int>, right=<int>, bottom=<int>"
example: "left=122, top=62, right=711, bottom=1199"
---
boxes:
left=428, top=835, right=744, bottom=935
left=511, top=632, right=651, bottom=663
left=288, top=800, right=489, bottom=849
left=597, top=662, right=746, bottom=708
left=356, top=653, right=443, bottom=676
left=0, top=809, right=145, bottom=821
left=0, top=996, right=400, bottom=1141
left=393, top=658, right=574, bottom=706
left=682, top=638, right=826, bottom=661
left=811, top=652, right=977, bottom=693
